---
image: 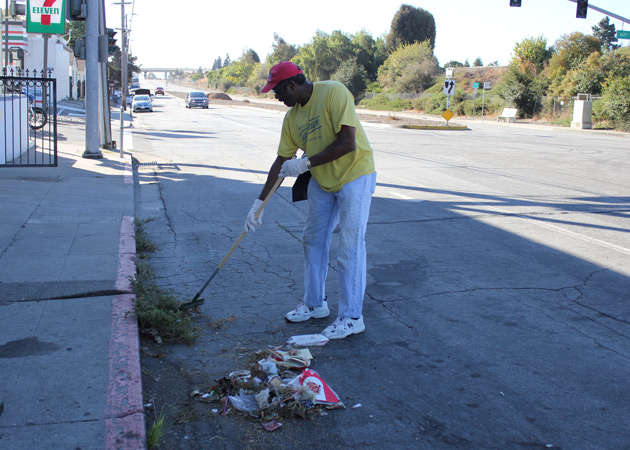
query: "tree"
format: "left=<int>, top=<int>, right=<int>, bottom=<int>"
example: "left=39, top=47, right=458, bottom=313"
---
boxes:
left=352, top=30, right=385, bottom=81
left=600, top=49, right=630, bottom=79
left=592, top=16, right=619, bottom=52
left=242, top=49, right=260, bottom=64
left=223, top=54, right=231, bottom=66
left=386, top=4, right=436, bottom=52
left=191, top=67, right=204, bottom=81
left=444, top=60, right=465, bottom=68
left=212, top=56, right=222, bottom=70
left=331, top=58, right=368, bottom=100
left=601, top=76, right=630, bottom=131
left=550, top=32, right=602, bottom=72
left=107, top=49, right=141, bottom=90
left=266, top=33, right=298, bottom=65
left=499, top=64, right=547, bottom=117
left=473, top=57, right=483, bottom=67
left=294, top=30, right=354, bottom=80
left=66, top=21, right=85, bottom=50
left=377, top=41, right=439, bottom=93
left=511, top=36, right=554, bottom=74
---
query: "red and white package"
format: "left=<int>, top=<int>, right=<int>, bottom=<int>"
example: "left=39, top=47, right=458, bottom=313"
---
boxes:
left=296, top=369, right=340, bottom=405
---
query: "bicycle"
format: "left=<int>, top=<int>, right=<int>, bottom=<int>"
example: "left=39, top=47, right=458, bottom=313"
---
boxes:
left=26, top=90, right=47, bottom=130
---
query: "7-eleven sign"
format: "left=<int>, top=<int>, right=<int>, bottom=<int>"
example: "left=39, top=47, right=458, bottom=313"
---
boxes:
left=27, top=0, right=66, bottom=35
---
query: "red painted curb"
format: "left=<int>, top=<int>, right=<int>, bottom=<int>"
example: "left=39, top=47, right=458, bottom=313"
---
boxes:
left=105, top=216, right=145, bottom=449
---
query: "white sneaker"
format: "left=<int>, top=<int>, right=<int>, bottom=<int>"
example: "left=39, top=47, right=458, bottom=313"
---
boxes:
left=285, top=300, right=329, bottom=323
left=322, top=316, right=365, bottom=340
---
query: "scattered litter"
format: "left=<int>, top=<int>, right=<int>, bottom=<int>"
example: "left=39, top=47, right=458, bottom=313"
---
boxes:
left=261, top=419, right=282, bottom=432
left=190, top=343, right=347, bottom=424
left=545, top=445, right=554, bottom=448
left=228, top=394, right=259, bottom=413
left=290, top=369, right=341, bottom=405
left=287, top=334, right=329, bottom=347
left=352, top=403, right=362, bottom=409
left=269, top=348, right=313, bottom=369
left=255, top=388, right=271, bottom=409
left=258, top=359, right=279, bottom=376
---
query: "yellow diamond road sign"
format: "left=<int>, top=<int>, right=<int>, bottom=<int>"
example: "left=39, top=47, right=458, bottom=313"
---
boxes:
left=442, top=109, right=454, bottom=122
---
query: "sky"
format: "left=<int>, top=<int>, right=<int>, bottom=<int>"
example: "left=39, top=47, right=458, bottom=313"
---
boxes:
left=104, top=0, right=630, bottom=70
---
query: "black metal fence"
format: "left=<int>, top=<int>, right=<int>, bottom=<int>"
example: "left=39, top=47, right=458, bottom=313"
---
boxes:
left=0, top=68, right=57, bottom=167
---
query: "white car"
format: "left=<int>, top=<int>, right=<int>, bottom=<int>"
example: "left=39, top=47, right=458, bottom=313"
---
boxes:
left=132, top=94, right=153, bottom=112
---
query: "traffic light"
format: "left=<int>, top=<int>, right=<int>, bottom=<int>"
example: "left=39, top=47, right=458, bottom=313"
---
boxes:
left=576, top=0, right=588, bottom=18
left=9, top=0, right=26, bottom=17
left=74, top=38, right=85, bottom=60
left=107, top=29, right=117, bottom=55
left=509, top=0, right=521, bottom=6
left=66, top=0, right=87, bottom=21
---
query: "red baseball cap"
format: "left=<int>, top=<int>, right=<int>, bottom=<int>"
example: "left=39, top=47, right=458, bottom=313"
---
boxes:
left=260, top=61, right=304, bottom=93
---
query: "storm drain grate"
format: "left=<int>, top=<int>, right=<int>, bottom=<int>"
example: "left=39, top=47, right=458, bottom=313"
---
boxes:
left=136, top=161, right=159, bottom=168
left=135, top=162, right=180, bottom=170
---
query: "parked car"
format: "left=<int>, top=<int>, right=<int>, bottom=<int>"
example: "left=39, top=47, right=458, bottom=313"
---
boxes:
left=185, top=91, right=209, bottom=108
left=132, top=94, right=153, bottom=112
left=155, top=87, right=164, bottom=95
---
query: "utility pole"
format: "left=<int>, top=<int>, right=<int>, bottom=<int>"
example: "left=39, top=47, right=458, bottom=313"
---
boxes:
left=114, top=1, right=130, bottom=158
left=98, top=0, right=112, bottom=149
left=83, top=0, right=102, bottom=158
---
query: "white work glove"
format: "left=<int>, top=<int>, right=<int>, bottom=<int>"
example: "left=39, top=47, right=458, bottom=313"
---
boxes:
left=245, top=199, right=264, bottom=232
left=278, top=157, right=310, bottom=178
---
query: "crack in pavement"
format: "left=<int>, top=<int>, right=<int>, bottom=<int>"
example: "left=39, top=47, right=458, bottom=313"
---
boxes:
left=367, top=268, right=630, bottom=345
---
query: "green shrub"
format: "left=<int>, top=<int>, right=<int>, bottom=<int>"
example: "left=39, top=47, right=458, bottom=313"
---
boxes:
left=601, top=76, right=630, bottom=132
left=358, top=93, right=412, bottom=111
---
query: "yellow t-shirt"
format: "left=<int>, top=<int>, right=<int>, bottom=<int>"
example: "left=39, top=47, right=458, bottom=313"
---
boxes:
left=277, top=81, right=375, bottom=192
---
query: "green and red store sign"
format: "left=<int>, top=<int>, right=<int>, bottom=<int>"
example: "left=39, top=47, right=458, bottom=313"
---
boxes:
left=26, top=0, right=66, bottom=35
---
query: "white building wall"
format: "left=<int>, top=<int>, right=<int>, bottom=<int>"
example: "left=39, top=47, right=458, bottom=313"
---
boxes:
left=24, top=35, right=71, bottom=100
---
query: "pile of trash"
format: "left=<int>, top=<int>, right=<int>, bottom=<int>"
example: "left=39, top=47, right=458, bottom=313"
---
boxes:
left=190, top=334, right=345, bottom=430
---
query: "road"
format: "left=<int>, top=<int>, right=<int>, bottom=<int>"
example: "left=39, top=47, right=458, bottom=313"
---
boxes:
left=130, top=81, right=630, bottom=449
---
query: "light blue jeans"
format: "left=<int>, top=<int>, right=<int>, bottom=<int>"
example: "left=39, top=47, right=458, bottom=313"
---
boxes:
left=302, top=172, right=376, bottom=318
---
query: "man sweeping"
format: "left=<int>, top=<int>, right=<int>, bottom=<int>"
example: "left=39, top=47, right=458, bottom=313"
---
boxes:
left=245, top=61, right=376, bottom=340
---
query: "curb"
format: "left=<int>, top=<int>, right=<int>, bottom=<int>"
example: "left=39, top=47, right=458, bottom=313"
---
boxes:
left=105, top=187, right=145, bottom=447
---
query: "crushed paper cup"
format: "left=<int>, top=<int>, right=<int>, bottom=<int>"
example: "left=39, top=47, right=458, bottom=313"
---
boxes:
left=287, top=334, right=329, bottom=347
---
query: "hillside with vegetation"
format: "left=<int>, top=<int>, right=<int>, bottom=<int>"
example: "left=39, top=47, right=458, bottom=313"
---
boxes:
left=174, top=5, right=630, bottom=132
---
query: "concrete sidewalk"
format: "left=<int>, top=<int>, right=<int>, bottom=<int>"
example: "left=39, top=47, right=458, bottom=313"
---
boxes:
left=0, top=119, right=144, bottom=449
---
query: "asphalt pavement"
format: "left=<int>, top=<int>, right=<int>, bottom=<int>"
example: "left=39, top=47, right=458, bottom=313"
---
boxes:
left=0, top=96, right=627, bottom=449
left=0, top=113, right=144, bottom=449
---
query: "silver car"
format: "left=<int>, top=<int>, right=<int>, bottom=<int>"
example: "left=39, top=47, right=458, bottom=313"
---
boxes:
left=132, top=94, right=153, bottom=112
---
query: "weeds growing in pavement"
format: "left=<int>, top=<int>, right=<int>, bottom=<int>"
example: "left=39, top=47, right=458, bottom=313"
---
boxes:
left=132, top=261, right=199, bottom=344
left=132, top=217, right=199, bottom=344
left=134, top=218, right=157, bottom=253
left=146, top=407, right=166, bottom=449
